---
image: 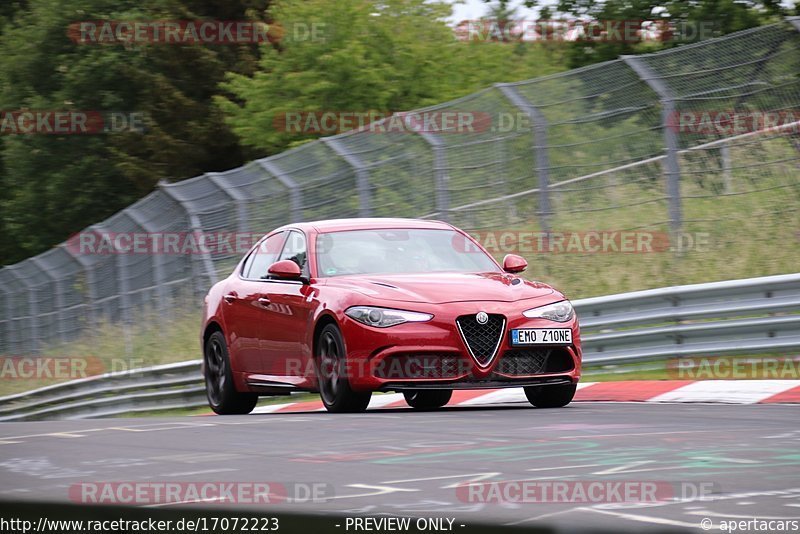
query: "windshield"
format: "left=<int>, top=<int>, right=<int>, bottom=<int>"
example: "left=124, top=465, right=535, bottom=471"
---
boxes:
left=315, top=228, right=499, bottom=277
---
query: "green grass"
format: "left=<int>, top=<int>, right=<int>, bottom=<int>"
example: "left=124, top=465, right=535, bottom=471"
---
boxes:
left=0, top=308, right=201, bottom=396
left=583, top=354, right=800, bottom=381
left=492, top=178, right=800, bottom=299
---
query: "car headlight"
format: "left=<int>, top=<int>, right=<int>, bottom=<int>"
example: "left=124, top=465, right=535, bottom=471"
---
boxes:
left=523, top=300, right=574, bottom=322
left=345, top=306, right=433, bottom=328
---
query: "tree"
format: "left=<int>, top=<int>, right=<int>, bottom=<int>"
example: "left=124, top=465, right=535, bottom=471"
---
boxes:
left=0, top=0, right=270, bottom=265
left=217, top=0, right=565, bottom=153
left=480, top=0, right=539, bottom=13
left=552, top=0, right=790, bottom=67
left=1, top=0, right=567, bottom=265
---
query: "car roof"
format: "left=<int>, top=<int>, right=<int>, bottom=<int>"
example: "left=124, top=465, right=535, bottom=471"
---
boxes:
left=277, top=218, right=455, bottom=234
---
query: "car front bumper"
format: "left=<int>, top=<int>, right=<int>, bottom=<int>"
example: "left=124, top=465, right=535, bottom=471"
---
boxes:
left=339, top=301, right=582, bottom=392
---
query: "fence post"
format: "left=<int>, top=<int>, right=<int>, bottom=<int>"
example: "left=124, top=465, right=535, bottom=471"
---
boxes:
left=62, top=243, right=98, bottom=334
left=81, top=223, right=133, bottom=350
left=158, top=181, right=218, bottom=289
left=125, top=209, right=168, bottom=314
left=622, top=56, right=683, bottom=235
left=0, top=279, right=10, bottom=353
left=496, top=83, right=552, bottom=234
left=30, top=257, right=67, bottom=345
left=205, top=172, right=251, bottom=233
left=112, top=233, right=134, bottom=356
left=6, top=267, right=38, bottom=354
left=416, top=131, right=449, bottom=220
left=321, top=137, right=372, bottom=217
left=257, top=160, right=303, bottom=223
left=720, top=142, right=733, bottom=194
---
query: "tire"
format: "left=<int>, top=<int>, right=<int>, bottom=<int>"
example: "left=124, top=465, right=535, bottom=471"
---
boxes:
left=403, top=390, right=452, bottom=410
left=316, top=323, right=372, bottom=413
left=524, top=383, right=577, bottom=408
left=204, top=331, right=258, bottom=415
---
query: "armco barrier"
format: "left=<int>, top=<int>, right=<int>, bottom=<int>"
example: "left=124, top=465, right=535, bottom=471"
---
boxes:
left=578, top=272, right=800, bottom=363
left=1, top=273, right=798, bottom=421
left=0, top=360, right=205, bottom=421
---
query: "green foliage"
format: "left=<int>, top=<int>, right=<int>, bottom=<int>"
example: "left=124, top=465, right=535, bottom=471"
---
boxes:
left=0, top=0, right=269, bottom=265
left=553, top=0, right=790, bottom=67
left=217, top=0, right=566, bottom=153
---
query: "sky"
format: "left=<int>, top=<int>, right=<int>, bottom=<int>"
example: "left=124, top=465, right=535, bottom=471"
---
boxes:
left=447, top=0, right=798, bottom=22
left=448, top=0, right=541, bottom=22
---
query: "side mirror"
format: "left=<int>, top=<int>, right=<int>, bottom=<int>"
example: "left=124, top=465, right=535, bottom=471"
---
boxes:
left=267, top=259, right=302, bottom=279
left=502, top=254, right=527, bottom=273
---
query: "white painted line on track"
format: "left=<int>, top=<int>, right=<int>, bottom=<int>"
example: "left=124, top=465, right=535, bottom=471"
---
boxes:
left=252, top=403, right=298, bottom=414
left=526, top=464, right=602, bottom=472
left=458, top=388, right=527, bottom=406
left=583, top=507, right=703, bottom=529
left=158, top=468, right=239, bottom=477
left=368, top=393, right=406, bottom=408
left=649, top=380, right=800, bottom=404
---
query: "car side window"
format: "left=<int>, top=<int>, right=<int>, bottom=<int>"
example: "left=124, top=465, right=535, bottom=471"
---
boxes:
left=278, top=230, right=308, bottom=276
left=243, top=232, right=285, bottom=279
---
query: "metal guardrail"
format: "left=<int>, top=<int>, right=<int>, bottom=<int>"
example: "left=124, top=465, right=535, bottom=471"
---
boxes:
left=1, top=273, right=798, bottom=421
left=576, top=273, right=800, bottom=363
left=0, top=360, right=205, bottom=422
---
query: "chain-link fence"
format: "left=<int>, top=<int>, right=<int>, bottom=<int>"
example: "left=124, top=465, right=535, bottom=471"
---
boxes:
left=1, top=19, right=799, bottom=355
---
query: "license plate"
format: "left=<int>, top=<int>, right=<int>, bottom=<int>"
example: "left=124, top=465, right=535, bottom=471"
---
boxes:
left=511, top=328, right=572, bottom=345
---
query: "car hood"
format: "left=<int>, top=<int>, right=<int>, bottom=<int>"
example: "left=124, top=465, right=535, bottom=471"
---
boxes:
left=323, top=272, right=556, bottom=304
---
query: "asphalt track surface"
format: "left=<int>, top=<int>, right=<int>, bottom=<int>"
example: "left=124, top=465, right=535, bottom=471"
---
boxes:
left=1, top=402, right=799, bottom=532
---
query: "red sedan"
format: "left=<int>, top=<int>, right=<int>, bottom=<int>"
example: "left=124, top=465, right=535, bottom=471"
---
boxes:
left=201, top=218, right=581, bottom=413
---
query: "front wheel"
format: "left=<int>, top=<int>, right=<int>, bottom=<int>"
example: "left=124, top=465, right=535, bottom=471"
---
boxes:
left=524, top=383, right=577, bottom=408
left=204, top=331, right=258, bottom=415
left=316, top=324, right=372, bottom=413
left=403, top=390, right=452, bottom=410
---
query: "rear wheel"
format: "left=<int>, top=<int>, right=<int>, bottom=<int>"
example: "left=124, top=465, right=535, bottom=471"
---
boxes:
left=524, top=383, right=576, bottom=408
left=403, top=390, right=452, bottom=410
left=204, top=331, right=258, bottom=415
left=316, top=324, right=372, bottom=413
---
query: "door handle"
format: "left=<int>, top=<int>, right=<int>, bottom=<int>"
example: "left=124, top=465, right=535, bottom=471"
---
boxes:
left=257, top=296, right=271, bottom=306
left=223, top=292, right=238, bottom=303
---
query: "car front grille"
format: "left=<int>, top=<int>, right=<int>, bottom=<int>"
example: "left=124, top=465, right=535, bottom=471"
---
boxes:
left=456, top=313, right=505, bottom=367
left=495, top=349, right=550, bottom=376
left=544, top=348, right=576, bottom=373
left=374, top=353, right=463, bottom=379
